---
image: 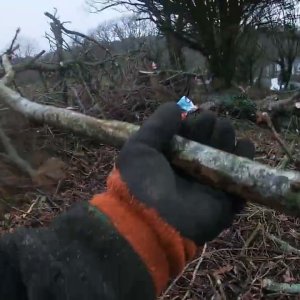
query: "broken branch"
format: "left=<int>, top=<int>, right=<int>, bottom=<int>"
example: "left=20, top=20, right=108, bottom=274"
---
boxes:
left=277, top=141, right=296, bottom=169
left=7, top=28, right=21, bottom=55
left=44, top=12, right=111, bottom=55
left=260, top=112, right=294, bottom=161
left=1, top=54, right=15, bottom=86
left=0, top=55, right=300, bottom=218
left=262, top=279, right=300, bottom=294
left=0, top=125, right=36, bottom=178
left=260, top=91, right=300, bottom=113
left=266, top=233, right=300, bottom=255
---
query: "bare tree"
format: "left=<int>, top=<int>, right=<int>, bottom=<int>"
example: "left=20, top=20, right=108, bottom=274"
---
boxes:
left=16, top=36, right=40, bottom=58
left=274, top=28, right=300, bottom=89
left=91, top=15, right=158, bottom=52
left=266, top=5, right=300, bottom=89
left=87, top=2, right=187, bottom=69
left=92, top=21, right=115, bottom=45
left=235, top=28, right=265, bottom=86
left=90, top=14, right=165, bottom=69
left=86, top=0, right=297, bottom=86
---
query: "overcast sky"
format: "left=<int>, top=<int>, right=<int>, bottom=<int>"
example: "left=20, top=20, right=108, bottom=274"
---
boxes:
left=0, top=0, right=126, bottom=53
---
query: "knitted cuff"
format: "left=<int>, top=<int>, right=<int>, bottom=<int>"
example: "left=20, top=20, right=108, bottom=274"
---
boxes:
left=89, top=168, right=198, bottom=295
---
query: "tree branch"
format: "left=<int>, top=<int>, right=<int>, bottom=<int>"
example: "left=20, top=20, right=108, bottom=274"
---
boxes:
left=0, top=54, right=15, bottom=86
left=260, top=112, right=294, bottom=161
left=6, top=27, right=21, bottom=55
left=44, top=12, right=111, bottom=56
left=0, top=55, right=299, bottom=217
left=263, top=279, right=300, bottom=294
left=266, top=233, right=300, bottom=255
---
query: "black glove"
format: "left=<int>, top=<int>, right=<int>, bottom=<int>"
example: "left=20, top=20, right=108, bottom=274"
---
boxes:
left=117, top=102, right=255, bottom=245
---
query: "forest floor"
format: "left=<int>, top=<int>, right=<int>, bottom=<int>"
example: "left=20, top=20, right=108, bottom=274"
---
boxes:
left=0, top=102, right=300, bottom=300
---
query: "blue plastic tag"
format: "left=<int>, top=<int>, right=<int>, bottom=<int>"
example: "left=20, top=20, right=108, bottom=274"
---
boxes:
left=177, top=96, right=198, bottom=112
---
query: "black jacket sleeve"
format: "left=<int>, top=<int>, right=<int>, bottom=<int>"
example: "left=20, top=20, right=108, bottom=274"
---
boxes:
left=0, top=202, right=156, bottom=300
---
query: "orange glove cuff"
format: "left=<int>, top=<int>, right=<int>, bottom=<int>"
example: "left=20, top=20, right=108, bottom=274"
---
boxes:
left=89, top=168, right=198, bottom=295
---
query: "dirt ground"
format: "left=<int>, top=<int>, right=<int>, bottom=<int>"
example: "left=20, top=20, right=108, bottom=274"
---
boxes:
left=0, top=108, right=299, bottom=300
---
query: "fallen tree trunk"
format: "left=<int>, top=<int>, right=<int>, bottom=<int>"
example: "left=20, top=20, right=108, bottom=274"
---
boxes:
left=0, top=83, right=300, bottom=217
left=258, top=92, right=300, bottom=113
left=0, top=58, right=300, bottom=218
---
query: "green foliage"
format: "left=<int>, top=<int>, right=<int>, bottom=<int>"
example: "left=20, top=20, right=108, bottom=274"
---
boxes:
left=216, top=93, right=257, bottom=120
left=232, top=94, right=257, bottom=115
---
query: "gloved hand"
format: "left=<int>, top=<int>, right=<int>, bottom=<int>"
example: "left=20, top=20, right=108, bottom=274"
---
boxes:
left=0, top=102, right=255, bottom=300
left=90, top=102, right=255, bottom=295
left=116, top=102, right=255, bottom=244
